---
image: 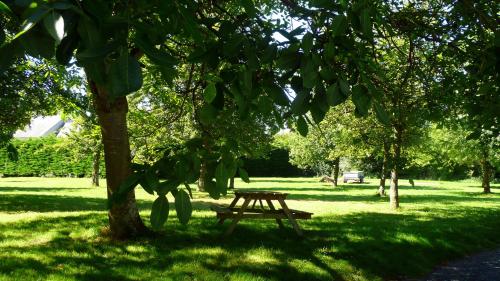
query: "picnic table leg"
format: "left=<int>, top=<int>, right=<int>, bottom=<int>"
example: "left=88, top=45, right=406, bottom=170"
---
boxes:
left=277, top=198, right=303, bottom=236
left=224, top=198, right=252, bottom=236
left=266, top=199, right=284, bottom=229
left=218, top=195, right=241, bottom=225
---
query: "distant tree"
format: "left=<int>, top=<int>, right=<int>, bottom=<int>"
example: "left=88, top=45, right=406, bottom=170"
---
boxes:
left=439, top=0, right=499, bottom=193
left=276, top=103, right=375, bottom=187
left=0, top=0, right=405, bottom=238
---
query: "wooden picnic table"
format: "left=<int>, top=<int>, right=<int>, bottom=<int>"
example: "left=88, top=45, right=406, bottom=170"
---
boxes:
left=211, top=191, right=312, bottom=237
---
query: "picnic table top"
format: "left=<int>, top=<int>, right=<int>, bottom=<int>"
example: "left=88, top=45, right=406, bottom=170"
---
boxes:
left=234, top=190, right=288, bottom=199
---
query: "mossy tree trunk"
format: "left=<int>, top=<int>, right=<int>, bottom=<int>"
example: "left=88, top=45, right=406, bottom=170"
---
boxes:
left=378, top=141, right=390, bottom=196
left=91, top=143, right=102, bottom=187
left=330, top=157, right=340, bottom=187
left=198, top=161, right=207, bottom=192
left=390, top=126, right=402, bottom=209
left=90, top=81, right=147, bottom=239
left=481, top=148, right=491, bottom=194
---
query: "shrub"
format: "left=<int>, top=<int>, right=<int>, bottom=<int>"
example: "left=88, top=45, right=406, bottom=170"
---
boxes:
left=0, top=137, right=104, bottom=177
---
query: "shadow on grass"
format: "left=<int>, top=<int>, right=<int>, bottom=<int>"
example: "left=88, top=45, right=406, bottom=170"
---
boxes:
left=249, top=179, right=318, bottom=184
left=1, top=208, right=500, bottom=281
left=0, top=186, right=91, bottom=193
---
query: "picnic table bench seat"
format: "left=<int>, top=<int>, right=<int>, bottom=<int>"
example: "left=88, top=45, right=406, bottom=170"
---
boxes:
left=211, top=205, right=313, bottom=220
left=211, top=191, right=313, bottom=236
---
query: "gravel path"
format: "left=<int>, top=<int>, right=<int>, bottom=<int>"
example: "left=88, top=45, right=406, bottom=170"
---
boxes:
left=412, top=248, right=500, bottom=281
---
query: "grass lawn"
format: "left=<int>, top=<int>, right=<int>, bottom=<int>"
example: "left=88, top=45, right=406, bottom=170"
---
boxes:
left=0, top=177, right=499, bottom=281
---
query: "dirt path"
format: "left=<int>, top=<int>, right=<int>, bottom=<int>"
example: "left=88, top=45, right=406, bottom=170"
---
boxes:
left=412, top=248, right=500, bottom=281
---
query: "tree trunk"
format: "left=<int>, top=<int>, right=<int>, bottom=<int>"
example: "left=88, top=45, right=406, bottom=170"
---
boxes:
left=198, top=160, right=207, bottom=192
left=390, top=127, right=402, bottom=209
left=378, top=141, right=389, bottom=196
left=481, top=150, right=491, bottom=194
left=90, top=82, right=147, bottom=240
left=330, top=157, right=340, bottom=187
left=229, top=176, right=235, bottom=189
left=91, top=143, right=102, bottom=187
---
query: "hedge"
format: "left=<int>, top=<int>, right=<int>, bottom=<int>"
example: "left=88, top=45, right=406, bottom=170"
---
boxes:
left=244, top=149, right=313, bottom=177
left=0, top=137, right=104, bottom=177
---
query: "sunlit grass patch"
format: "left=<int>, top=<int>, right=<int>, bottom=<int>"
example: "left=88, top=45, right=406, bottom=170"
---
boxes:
left=0, top=177, right=498, bottom=280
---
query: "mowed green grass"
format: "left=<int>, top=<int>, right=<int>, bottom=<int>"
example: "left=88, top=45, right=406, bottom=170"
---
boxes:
left=0, top=177, right=499, bottom=281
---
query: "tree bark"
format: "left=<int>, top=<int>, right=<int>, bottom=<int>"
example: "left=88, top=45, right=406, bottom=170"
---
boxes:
left=378, top=141, right=390, bottom=196
left=390, top=127, right=402, bottom=209
left=330, top=157, right=340, bottom=187
left=481, top=149, right=491, bottom=194
left=198, top=160, right=207, bottom=192
left=91, top=143, right=102, bottom=187
left=229, top=176, right=235, bottom=189
left=90, top=82, right=147, bottom=240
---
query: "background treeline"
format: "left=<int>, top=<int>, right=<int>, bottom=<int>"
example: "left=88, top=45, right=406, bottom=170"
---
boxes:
left=0, top=136, right=105, bottom=177
left=2, top=135, right=495, bottom=181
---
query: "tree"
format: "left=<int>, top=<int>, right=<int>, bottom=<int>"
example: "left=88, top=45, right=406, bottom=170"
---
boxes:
left=276, top=102, right=377, bottom=187
left=1, top=0, right=391, bottom=238
left=63, top=112, right=103, bottom=186
left=438, top=0, right=499, bottom=193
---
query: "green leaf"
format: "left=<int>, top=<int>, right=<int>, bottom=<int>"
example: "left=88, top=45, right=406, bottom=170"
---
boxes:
left=184, top=183, right=193, bottom=199
left=326, top=83, right=347, bottom=106
left=301, top=57, right=318, bottom=88
left=204, top=180, right=220, bottom=199
left=338, top=78, right=350, bottom=96
left=240, top=0, right=258, bottom=17
left=331, top=15, right=347, bottom=37
left=409, top=179, right=415, bottom=187
left=175, top=190, right=192, bottom=225
left=108, top=52, right=143, bottom=99
left=352, top=85, right=372, bottom=116
left=296, top=116, right=308, bottom=136
left=6, top=143, right=18, bottom=161
left=134, top=34, right=177, bottom=66
left=223, top=34, right=245, bottom=57
left=0, top=28, right=4, bottom=45
left=310, top=105, right=326, bottom=124
left=373, top=102, right=390, bottom=125
left=77, top=17, right=103, bottom=49
left=319, top=67, right=335, bottom=81
left=56, top=32, right=79, bottom=65
left=0, top=1, right=12, bottom=15
left=311, top=0, right=338, bottom=9
left=360, top=8, right=373, bottom=40
left=117, top=173, right=141, bottom=194
left=199, top=104, right=218, bottom=125
left=144, top=169, right=159, bottom=190
left=14, top=5, right=51, bottom=40
left=157, top=181, right=179, bottom=196
left=302, top=32, right=313, bottom=53
left=203, top=83, right=217, bottom=103
left=265, top=83, right=289, bottom=106
left=215, top=162, right=228, bottom=191
left=43, top=11, right=64, bottom=42
left=324, top=41, right=335, bottom=60
left=150, top=195, right=169, bottom=230
left=18, top=26, right=56, bottom=59
left=291, top=91, right=310, bottom=115
left=466, top=130, right=481, bottom=141
left=139, top=178, right=154, bottom=195
left=239, top=167, right=250, bottom=183
left=276, top=50, right=299, bottom=70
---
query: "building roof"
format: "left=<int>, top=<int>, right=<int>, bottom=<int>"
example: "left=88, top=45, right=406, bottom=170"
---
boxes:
left=13, top=115, right=70, bottom=138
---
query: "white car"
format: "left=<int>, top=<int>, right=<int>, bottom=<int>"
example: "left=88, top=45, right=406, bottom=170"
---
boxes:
left=343, top=171, right=365, bottom=183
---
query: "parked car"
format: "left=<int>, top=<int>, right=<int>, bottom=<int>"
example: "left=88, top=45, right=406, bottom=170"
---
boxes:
left=343, top=171, right=364, bottom=183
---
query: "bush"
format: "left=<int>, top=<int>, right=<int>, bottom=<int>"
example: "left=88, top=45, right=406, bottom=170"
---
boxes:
left=0, top=137, right=104, bottom=177
left=244, top=149, right=313, bottom=177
